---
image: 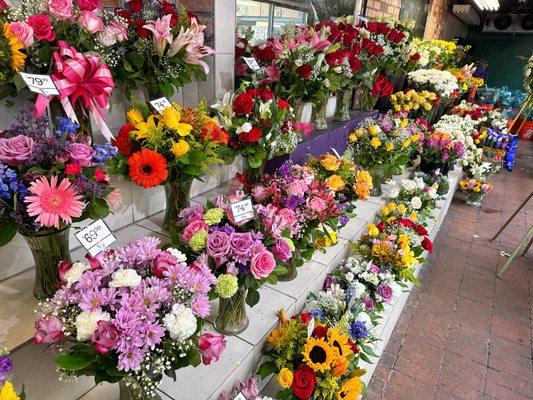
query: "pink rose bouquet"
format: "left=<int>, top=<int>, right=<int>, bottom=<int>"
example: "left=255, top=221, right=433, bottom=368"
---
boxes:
left=33, top=237, right=226, bottom=399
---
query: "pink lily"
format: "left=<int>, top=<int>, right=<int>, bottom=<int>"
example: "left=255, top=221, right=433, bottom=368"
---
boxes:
left=143, top=14, right=173, bottom=56
left=309, top=32, right=331, bottom=52
left=259, top=64, right=280, bottom=84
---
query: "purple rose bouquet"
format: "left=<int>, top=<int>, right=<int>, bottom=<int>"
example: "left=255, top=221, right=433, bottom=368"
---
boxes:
left=176, top=194, right=292, bottom=335
left=0, top=107, right=122, bottom=299
left=33, top=237, right=226, bottom=399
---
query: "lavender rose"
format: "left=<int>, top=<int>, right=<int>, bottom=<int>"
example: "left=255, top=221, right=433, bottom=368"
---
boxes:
left=362, top=297, right=376, bottom=310
left=0, top=135, right=35, bottom=165
left=376, top=283, right=393, bottom=303
left=206, top=230, right=231, bottom=259
left=272, top=238, right=292, bottom=262
left=229, top=232, right=253, bottom=261
left=68, top=142, right=94, bottom=166
left=250, top=250, right=276, bottom=279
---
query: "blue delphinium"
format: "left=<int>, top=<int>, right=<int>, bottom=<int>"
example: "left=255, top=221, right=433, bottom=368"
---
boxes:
left=350, top=320, right=369, bottom=340
left=0, top=164, right=27, bottom=201
left=56, top=116, right=80, bottom=134
left=92, top=143, right=118, bottom=164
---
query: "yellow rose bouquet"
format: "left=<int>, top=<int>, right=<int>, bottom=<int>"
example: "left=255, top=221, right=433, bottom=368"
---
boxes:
left=389, top=89, right=437, bottom=119
left=258, top=310, right=365, bottom=400
left=306, top=152, right=374, bottom=208
left=110, top=101, right=230, bottom=229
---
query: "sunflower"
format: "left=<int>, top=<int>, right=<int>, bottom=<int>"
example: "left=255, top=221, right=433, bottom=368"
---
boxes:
left=327, top=327, right=353, bottom=358
left=336, top=377, right=362, bottom=400
left=302, top=337, right=336, bottom=373
left=3, top=23, right=26, bottom=72
left=128, top=149, right=168, bottom=188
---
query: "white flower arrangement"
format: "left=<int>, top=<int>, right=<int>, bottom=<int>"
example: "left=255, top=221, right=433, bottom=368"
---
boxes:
left=408, top=68, right=459, bottom=98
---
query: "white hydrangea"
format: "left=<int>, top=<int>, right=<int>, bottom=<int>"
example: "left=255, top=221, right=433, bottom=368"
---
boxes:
left=64, top=262, right=90, bottom=288
left=163, top=304, right=197, bottom=341
left=345, top=272, right=355, bottom=283
left=109, top=269, right=142, bottom=288
left=75, top=311, right=110, bottom=341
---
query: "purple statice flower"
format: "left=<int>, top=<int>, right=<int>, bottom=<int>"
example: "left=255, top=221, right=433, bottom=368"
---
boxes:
left=278, top=161, right=293, bottom=177
left=118, top=347, right=144, bottom=372
left=339, top=214, right=350, bottom=226
left=0, top=356, right=13, bottom=383
left=211, top=225, right=236, bottom=235
left=284, top=194, right=306, bottom=210
left=350, top=320, right=369, bottom=340
left=338, top=193, right=347, bottom=202
left=236, top=262, right=249, bottom=276
left=191, top=293, right=211, bottom=317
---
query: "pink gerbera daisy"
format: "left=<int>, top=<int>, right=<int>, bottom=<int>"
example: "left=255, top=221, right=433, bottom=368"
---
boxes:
left=24, top=176, right=85, bottom=229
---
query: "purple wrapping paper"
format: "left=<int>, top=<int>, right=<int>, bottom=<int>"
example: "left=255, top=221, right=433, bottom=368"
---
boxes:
left=265, top=110, right=377, bottom=173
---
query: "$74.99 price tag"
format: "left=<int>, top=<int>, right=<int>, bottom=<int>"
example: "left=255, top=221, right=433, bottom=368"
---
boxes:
left=242, top=57, right=261, bottom=71
left=19, top=72, right=60, bottom=96
left=230, top=198, right=254, bottom=223
left=149, top=97, right=173, bottom=114
left=75, top=219, right=117, bottom=257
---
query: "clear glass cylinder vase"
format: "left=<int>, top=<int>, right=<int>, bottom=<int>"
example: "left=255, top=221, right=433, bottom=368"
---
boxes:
left=354, top=86, right=378, bottom=110
left=119, top=377, right=161, bottom=400
left=313, top=98, right=328, bottom=131
left=334, top=89, right=352, bottom=122
left=163, top=178, right=192, bottom=232
left=369, top=166, right=385, bottom=197
left=22, top=228, right=71, bottom=299
left=243, top=158, right=266, bottom=187
left=278, top=249, right=301, bottom=282
left=214, top=287, right=249, bottom=335
left=466, top=193, right=483, bottom=207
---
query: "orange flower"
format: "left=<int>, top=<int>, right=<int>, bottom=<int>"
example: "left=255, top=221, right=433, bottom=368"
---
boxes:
left=128, top=149, right=168, bottom=188
left=332, top=356, right=348, bottom=377
left=201, top=120, right=229, bottom=144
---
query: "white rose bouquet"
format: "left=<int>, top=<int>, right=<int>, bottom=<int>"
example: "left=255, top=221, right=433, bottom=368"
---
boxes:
left=407, top=68, right=459, bottom=99
left=386, top=177, right=442, bottom=222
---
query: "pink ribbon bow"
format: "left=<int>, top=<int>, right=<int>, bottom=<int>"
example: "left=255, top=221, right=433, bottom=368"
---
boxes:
left=36, top=41, right=115, bottom=142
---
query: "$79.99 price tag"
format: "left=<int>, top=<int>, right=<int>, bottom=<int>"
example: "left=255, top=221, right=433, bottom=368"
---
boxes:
left=19, top=72, right=60, bottom=96
left=230, top=198, right=254, bottom=223
left=75, top=219, right=117, bottom=257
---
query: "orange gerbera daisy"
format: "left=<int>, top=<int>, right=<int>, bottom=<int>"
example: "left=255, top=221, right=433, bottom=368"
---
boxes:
left=128, top=149, right=168, bottom=188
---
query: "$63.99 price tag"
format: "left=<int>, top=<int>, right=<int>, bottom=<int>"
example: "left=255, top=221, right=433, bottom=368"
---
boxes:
left=75, top=219, right=117, bottom=257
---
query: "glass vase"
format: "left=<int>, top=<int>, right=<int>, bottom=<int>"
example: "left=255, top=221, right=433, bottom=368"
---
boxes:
left=354, top=86, right=378, bottom=110
left=333, top=89, right=352, bottom=122
left=243, top=158, right=266, bottom=187
left=22, top=228, right=71, bottom=300
left=119, top=377, right=161, bottom=400
left=466, top=193, right=483, bottom=207
left=163, top=178, right=193, bottom=232
left=313, top=98, right=328, bottom=131
left=369, top=166, right=385, bottom=197
left=278, top=249, right=301, bottom=282
left=214, top=287, right=249, bottom=335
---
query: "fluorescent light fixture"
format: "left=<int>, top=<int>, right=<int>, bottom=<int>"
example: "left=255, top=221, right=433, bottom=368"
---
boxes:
left=453, top=4, right=481, bottom=25
left=473, top=0, right=500, bottom=11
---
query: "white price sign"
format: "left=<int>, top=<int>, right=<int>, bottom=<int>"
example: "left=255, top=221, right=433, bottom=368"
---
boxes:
left=149, top=97, right=173, bottom=114
left=307, top=317, right=315, bottom=338
left=230, top=198, right=254, bottom=223
left=75, top=219, right=117, bottom=256
left=19, top=72, right=60, bottom=96
left=234, top=393, right=248, bottom=400
left=243, top=57, right=261, bottom=71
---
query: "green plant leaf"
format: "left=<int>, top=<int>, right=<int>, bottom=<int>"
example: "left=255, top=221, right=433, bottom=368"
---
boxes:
left=54, top=352, right=95, bottom=370
left=246, top=287, right=260, bottom=307
left=257, top=361, right=276, bottom=379
left=0, top=220, right=18, bottom=246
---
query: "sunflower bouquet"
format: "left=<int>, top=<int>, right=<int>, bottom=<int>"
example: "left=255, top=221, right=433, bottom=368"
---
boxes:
left=259, top=310, right=365, bottom=400
left=0, top=108, right=120, bottom=299
left=385, top=177, right=441, bottom=223
left=111, top=101, right=229, bottom=229
left=389, top=89, right=437, bottom=119
left=0, top=350, right=24, bottom=400
left=306, top=152, right=373, bottom=209
left=0, top=21, right=25, bottom=89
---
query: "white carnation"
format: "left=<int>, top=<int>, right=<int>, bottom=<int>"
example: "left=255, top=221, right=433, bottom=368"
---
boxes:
left=110, top=269, right=142, bottom=288
left=167, top=247, right=187, bottom=263
left=75, top=311, right=110, bottom=341
left=64, top=262, right=90, bottom=288
left=387, top=188, right=399, bottom=199
left=411, top=196, right=422, bottom=210
left=163, top=304, right=197, bottom=341
left=345, top=272, right=355, bottom=282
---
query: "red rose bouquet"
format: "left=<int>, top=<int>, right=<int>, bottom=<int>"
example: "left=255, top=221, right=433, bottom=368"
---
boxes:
left=259, top=310, right=364, bottom=400
left=211, top=88, right=304, bottom=184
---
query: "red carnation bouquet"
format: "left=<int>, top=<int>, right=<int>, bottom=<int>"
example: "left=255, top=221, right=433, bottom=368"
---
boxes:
left=211, top=88, right=305, bottom=183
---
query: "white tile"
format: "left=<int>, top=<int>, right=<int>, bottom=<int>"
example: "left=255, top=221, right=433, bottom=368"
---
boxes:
left=265, top=260, right=326, bottom=300
left=131, top=184, right=166, bottom=221
left=338, top=217, right=368, bottom=241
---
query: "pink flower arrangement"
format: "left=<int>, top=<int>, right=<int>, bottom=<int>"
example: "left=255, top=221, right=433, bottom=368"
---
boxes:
left=34, top=237, right=225, bottom=398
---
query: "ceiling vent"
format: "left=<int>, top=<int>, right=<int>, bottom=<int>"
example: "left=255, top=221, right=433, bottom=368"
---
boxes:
left=453, top=4, right=481, bottom=25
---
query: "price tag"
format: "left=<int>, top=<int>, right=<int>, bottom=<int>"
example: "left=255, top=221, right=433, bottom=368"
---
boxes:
left=19, top=72, right=60, bottom=96
left=307, top=317, right=315, bottom=338
left=75, top=219, right=117, bottom=257
left=234, top=393, right=248, bottom=400
left=230, top=198, right=254, bottom=223
left=149, top=97, right=173, bottom=114
left=243, top=57, right=261, bottom=71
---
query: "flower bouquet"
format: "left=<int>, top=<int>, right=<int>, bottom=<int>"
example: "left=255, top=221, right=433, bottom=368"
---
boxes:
left=250, top=161, right=345, bottom=278
left=0, top=20, right=26, bottom=95
left=219, top=376, right=274, bottom=400
left=258, top=310, right=365, bottom=400
left=0, top=350, right=24, bottom=400
left=386, top=177, right=441, bottom=223
left=418, top=130, right=465, bottom=175
left=0, top=108, right=120, bottom=298
left=389, top=89, right=437, bottom=119
left=409, top=39, right=460, bottom=69
left=33, top=237, right=226, bottom=400
left=306, top=152, right=373, bottom=208
left=114, top=0, right=214, bottom=99
left=211, top=88, right=304, bottom=184
left=110, top=101, right=228, bottom=231
left=348, top=113, right=420, bottom=194
left=176, top=197, right=290, bottom=334
left=459, top=177, right=493, bottom=207
left=354, top=219, right=433, bottom=285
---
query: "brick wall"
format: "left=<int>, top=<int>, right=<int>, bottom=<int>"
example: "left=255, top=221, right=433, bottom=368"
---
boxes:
left=365, top=0, right=401, bottom=19
left=423, top=0, right=468, bottom=39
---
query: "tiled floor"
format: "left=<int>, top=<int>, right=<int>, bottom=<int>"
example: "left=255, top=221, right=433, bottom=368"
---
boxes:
left=365, top=142, right=533, bottom=400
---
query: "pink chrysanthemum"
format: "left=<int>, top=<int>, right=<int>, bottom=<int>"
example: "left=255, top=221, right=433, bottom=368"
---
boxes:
left=24, top=176, right=85, bottom=229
